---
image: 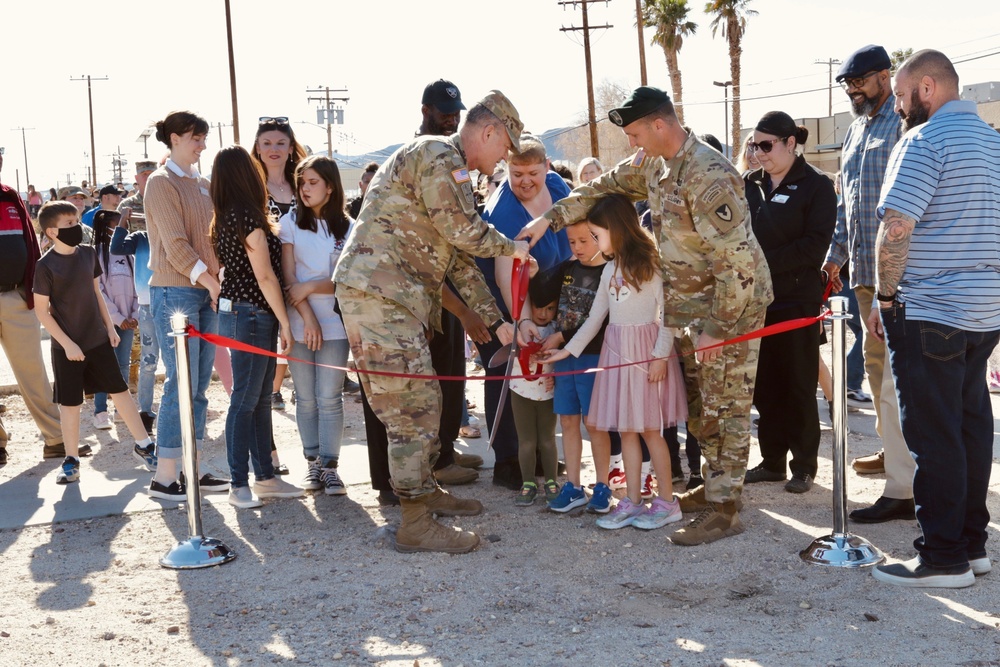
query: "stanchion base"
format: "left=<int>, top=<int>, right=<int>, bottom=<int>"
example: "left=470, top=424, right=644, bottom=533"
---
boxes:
left=160, top=536, right=237, bottom=570
left=800, top=532, right=884, bottom=568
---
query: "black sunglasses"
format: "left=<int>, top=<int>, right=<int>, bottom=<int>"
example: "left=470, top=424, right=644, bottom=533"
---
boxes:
left=748, top=138, right=787, bottom=154
left=258, top=116, right=289, bottom=125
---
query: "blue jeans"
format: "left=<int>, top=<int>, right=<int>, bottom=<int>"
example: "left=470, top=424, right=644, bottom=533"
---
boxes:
left=220, top=302, right=277, bottom=487
left=289, top=339, right=349, bottom=463
left=137, top=304, right=160, bottom=414
left=836, top=282, right=865, bottom=391
left=94, top=325, right=134, bottom=414
left=151, top=286, right=217, bottom=459
left=882, top=302, right=999, bottom=568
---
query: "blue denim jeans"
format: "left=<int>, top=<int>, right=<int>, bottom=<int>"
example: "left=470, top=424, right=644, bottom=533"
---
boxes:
left=151, top=286, right=217, bottom=459
left=289, top=339, right=349, bottom=463
left=137, top=304, right=160, bottom=414
left=94, top=325, right=134, bottom=414
left=219, top=302, right=277, bottom=487
left=882, top=301, right=999, bottom=568
left=836, top=282, right=865, bottom=391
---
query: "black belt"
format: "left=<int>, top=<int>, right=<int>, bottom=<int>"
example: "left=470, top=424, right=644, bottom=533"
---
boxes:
left=0, top=283, right=22, bottom=293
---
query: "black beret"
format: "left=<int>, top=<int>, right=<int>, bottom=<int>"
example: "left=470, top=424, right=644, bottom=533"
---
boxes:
left=836, top=45, right=892, bottom=82
left=608, top=86, right=671, bottom=127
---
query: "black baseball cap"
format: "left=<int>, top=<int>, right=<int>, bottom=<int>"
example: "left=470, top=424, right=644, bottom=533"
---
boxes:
left=836, top=45, right=892, bottom=82
left=608, top=86, right=672, bottom=127
left=99, top=184, right=124, bottom=197
left=422, top=79, right=466, bottom=114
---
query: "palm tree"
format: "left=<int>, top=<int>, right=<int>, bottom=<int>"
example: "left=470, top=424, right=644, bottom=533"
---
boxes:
left=642, top=0, right=698, bottom=126
left=705, top=0, right=757, bottom=154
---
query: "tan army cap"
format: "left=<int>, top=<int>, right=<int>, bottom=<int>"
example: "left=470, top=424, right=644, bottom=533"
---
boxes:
left=478, top=90, right=523, bottom=153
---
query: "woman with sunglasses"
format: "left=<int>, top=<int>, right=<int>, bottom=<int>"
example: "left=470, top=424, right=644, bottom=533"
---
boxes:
left=742, top=111, right=837, bottom=495
left=252, top=116, right=307, bottom=474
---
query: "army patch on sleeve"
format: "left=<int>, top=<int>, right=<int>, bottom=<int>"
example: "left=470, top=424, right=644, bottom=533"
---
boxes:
left=452, top=168, right=471, bottom=184
left=461, top=182, right=475, bottom=206
left=630, top=150, right=646, bottom=168
left=715, top=204, right=733, bottom=222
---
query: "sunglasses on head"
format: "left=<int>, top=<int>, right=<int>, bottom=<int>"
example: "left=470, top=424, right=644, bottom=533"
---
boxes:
left=748, top=138, right=787, bottom=154
left=258, top=116, right=289, bottom=125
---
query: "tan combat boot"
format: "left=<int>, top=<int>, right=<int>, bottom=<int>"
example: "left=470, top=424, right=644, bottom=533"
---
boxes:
left=395, top=496, right=481, bottom=554
left=453, top=452, right=484, bottom=469
left=422, top=488, right=483, bottom=516
left=670, top=501, right=744, bottom=546
left=433, top=463, right=479, bottom=486
left=677, top=484, right=743, bottom=513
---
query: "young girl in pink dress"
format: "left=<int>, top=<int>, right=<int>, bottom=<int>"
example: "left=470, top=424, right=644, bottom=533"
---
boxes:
left=545, top=193, right=687, bottom=530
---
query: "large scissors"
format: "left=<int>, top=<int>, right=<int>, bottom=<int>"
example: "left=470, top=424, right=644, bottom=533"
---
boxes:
left=487, top=258, right=530, bottom=450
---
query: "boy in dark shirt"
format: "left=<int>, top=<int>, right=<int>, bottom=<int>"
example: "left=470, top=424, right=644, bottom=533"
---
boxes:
left=532, top=220, right=614, bottom=514
left=33, top=201, right=156, bottom=484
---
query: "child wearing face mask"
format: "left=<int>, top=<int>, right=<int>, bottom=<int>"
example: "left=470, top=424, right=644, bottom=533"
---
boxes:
left=32, top=201, right=156, bottom=485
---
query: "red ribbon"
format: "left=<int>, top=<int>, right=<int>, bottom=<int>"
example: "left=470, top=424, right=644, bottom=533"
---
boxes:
left=186, top=308, right=831, bottom=382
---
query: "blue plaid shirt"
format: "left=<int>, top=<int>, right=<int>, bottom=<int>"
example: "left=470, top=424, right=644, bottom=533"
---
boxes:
left=825, top=95, right=901, bottom=287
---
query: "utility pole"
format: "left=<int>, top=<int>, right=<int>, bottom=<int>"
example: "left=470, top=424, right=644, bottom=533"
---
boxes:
left=634, top=0, right=647, bottom=85
left=108, top=146, right=127, bottom=184
left=815, top=58, right=843, bottom=116
left=306, top=86, right=350, bottom=158
left=224, top=0, right=241, bottom=144
left=10, top=126, right=34, bottom=186
left=560, top=0, right=613, bottom=160
left=71, top=75, right=108, bottom=185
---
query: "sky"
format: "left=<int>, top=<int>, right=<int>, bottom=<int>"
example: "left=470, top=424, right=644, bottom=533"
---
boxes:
left=3, top=0, right=1000, bottom=191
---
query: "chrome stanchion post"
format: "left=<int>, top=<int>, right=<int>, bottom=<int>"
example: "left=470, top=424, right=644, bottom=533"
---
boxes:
left=160, top=313, right=236, bottom=569
left=800, top=297, right=883, bottom=568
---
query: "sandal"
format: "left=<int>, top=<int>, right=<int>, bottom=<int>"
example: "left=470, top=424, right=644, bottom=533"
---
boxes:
left=458, top=425, right=481, bottom=439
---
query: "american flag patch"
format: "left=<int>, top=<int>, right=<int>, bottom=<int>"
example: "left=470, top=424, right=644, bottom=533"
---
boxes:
left=630, top=150, right=646, bottom=168
left=452, top=168, right=471, bottom=183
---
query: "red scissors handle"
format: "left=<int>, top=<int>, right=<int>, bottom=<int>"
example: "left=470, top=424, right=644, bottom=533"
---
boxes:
left=510, top=258, right=530, bottom=321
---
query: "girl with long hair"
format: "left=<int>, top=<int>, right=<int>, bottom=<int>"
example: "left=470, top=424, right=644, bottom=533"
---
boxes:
left=209, top=145, right=300, bottom=508
left=278, top=155, right=352, bottom=495
left=545, top=193, right=687, bottom=531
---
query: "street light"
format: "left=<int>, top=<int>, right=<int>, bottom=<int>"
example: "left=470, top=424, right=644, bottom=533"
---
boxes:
left=136, top=127, right=153, bottom=159
left=713, top=80, right=733, bottom=158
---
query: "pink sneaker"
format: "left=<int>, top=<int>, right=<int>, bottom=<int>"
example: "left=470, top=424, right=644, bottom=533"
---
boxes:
left=632, top=496, right=683, bottom=530
left=989, top=370, right=1000, bottom=394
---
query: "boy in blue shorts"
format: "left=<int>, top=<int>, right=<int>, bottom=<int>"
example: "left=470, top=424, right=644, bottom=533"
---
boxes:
left=536, top=220, right=613, bottom=513
left=33, top=201, right=157, bottom=484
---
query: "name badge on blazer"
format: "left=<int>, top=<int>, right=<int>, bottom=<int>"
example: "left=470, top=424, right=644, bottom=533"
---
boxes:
left=771, top=194, right=790, bottom=204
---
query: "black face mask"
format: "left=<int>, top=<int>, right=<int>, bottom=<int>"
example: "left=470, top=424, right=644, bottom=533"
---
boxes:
left=56, top=225, right=84, bottom=247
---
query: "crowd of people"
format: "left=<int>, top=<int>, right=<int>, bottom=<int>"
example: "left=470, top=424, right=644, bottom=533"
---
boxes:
left=1, top=46, right=998, bottom=588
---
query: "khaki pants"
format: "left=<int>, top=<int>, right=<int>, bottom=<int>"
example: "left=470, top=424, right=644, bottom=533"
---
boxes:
left=855, top=286, right=914, bottom=499
left=0, top=290, right=62, bottom=446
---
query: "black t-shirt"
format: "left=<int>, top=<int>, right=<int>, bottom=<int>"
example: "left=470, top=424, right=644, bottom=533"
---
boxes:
left=0, top=195, right=28, bottom=285
left=217, top=209, right=284, bottom=312
left=33, top=245, right=106, bottom=351
left=553, top=258, right=608, bottom=356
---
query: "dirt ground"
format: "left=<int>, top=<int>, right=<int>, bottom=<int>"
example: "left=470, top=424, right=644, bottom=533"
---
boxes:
left=1, top=348, right=999, bottom=667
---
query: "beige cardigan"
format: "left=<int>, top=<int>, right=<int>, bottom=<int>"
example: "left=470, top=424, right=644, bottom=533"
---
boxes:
left=144, top=164, right=220, bottom=288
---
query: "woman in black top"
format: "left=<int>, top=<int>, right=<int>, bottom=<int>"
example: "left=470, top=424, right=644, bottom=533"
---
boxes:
left=209, top=146, right=300, bottom=509
left=742, top=111, right=837, bottom=494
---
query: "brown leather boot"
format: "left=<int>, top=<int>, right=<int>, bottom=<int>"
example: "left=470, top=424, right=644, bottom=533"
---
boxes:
left=422, top=488, right=483, bottom=516
left=677, top=484, right=744, bottom=513
left=433, top=463, right=479, bottom=486
left=670, top=501, right=744, bottom=546
left=395, top=496, right=480, bottom=554
left=453, top=452, right=484, bottom=469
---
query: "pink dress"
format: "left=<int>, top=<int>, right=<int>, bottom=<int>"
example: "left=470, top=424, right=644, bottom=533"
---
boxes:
left=563, top=261, right=687, bottom=433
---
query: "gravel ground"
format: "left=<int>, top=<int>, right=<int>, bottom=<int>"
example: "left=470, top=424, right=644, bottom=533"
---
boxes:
left=1, top=348, right=999, bottom=667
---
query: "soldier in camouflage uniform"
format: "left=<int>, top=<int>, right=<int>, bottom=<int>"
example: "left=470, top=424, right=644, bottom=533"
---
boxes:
left=117, top=160, right=157, bottom=231
left=334, top=90, right=530, bottom=554
left=519, top=87, right=773, bottom=545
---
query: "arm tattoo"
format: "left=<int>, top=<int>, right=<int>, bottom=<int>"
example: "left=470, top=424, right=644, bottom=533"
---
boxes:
left=874, top=208, right=916, bottom=296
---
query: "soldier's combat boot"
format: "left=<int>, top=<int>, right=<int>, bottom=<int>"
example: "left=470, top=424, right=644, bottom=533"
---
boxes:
left=669, top=501, right=744, bottom=546
left=677, top=484, right=743, bottom=513
left=395, top=496, right=480, bottom=554
left=422, top=488, right=483, bottom=516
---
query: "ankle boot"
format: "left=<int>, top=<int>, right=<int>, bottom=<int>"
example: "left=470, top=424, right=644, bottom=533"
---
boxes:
left=422, top=488, right=483, bottom=516
left=396, top=496, right=480, bottom=554
left=677, top=484, right=744, bottom=513
left=670, top=501, right=744, bottom=546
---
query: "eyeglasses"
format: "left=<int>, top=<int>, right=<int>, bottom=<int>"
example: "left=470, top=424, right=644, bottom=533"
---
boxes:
left=258, top=116, right=289, bottom=125
left=839, top=71, right=877, bottom=91
left=748, top=138, right=786, bottom=154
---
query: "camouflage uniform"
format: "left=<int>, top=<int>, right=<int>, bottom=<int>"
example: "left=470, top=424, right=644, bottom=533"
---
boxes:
left=544, top=132, right=773, bottom=502
left=118, top=191, right=146, bottom=231
left=334, top=133, right=516, bottom=497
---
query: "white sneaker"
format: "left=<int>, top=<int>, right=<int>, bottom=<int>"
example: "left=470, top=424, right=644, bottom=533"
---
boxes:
left=640, top=462, right=655, bottom=500
left=94, top=412, right=112, bottom=430
left=971, top=556, right=992, bottom=575
left=253, top=476, right=305, bottom=499
left=228, top=486, right=263, bottom=509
